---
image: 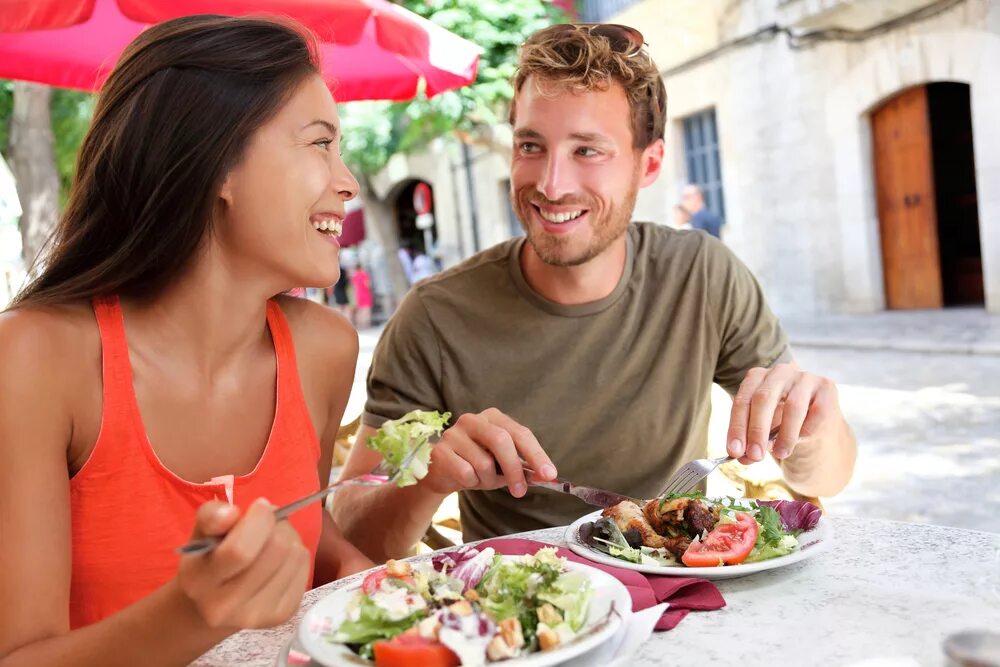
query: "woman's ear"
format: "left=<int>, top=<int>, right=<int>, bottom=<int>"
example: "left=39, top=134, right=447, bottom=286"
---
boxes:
left=219, top=173, right=234, bottom=208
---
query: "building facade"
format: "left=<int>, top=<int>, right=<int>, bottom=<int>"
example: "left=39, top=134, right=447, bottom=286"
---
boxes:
left=367, top=0, right=999, bottom=317
left=618, top=0, right=1000, bottom=315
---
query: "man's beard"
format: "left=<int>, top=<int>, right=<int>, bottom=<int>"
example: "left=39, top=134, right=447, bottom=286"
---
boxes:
left=513, top=176, right=639, bottom=268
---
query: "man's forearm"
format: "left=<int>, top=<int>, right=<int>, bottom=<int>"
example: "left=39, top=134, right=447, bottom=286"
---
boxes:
left=333, top=481, right=450, bottom=562
left=781, top=418, right=857, bottom=498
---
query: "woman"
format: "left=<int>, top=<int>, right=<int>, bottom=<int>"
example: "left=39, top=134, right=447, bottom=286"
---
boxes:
left=0, top=15, right=373, bottom=666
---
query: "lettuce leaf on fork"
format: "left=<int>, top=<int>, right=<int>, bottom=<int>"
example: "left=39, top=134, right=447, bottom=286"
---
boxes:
left=366, top=410, right=450, bottom=487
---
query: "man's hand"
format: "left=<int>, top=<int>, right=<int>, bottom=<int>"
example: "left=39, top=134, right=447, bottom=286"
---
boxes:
left=726, top=362, right=846, bottom=464
left=420, top=408, right=558, bottom=497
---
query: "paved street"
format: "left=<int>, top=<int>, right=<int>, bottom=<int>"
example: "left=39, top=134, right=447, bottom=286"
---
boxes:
left=347, top=312, right=1000, bottom=535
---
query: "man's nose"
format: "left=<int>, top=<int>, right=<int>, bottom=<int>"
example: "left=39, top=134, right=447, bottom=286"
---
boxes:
left=537, top=154, right=575, bottom=202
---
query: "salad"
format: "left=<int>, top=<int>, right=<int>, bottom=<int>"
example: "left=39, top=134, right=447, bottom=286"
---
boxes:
left=366, top=410, right=450, bottom=487
left=325, top=547, right=593, bottom=667
left=579, top=493, right=821, bottom=568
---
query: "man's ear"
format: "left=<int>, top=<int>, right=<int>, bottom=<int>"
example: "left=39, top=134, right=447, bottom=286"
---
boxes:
left=639, top=139, right=665, bottom=187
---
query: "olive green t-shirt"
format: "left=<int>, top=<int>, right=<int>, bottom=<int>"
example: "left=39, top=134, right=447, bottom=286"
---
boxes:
left=363, top=223, right=790, bottom=541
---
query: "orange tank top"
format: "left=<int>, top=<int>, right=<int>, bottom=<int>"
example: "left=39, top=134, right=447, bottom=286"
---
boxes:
left=69, top=296, right=322, bottom=629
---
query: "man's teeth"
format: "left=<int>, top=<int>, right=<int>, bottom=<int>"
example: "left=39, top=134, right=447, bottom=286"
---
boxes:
left=311, top=219, right=342, bottom=235
left=538, top=209, right=584, bottom=223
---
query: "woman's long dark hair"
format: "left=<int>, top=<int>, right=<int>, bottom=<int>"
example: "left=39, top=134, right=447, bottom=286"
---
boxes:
left=10, top=15, right=320, bottom=308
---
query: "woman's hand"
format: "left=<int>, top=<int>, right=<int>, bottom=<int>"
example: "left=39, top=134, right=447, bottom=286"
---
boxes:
left=177, top=499, right=311, bottom=630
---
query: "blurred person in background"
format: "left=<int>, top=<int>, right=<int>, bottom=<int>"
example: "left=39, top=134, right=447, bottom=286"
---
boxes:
left=327, top=268, right=352, bottom=320
left=350, top=264, right=373, bottom=329
left=0, top=16, right=373, bottom=666
left=682, top=183, right=723, bottom=239
left=672, top=202, right=691, bottom=230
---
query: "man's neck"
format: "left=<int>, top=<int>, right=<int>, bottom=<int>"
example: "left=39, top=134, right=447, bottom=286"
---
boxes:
left=519, top=234, right=628, bottom=305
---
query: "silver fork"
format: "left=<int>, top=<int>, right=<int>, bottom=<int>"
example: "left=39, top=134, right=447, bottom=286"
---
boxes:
left=176, top=438, right=432, bottom=556
left=656, top=425, right=781, bottom=497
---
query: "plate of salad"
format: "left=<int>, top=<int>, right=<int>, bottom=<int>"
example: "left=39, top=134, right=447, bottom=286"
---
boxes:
left=565, top=494, right=831, bottom=580
left=298, top=546, right=631, bottom=666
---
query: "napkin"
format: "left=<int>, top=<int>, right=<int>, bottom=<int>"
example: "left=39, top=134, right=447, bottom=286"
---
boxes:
left=478, top=537, right=725, bottom=631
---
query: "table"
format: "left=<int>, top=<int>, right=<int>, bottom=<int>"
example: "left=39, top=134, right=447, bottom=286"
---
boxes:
left=192, top=517, right=1000, bottom=666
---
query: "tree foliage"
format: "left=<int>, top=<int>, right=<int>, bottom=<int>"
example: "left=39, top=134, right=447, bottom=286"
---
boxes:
left=339, top=0, right=565, bottom=176
left=0, top=82, right=94, bottom=207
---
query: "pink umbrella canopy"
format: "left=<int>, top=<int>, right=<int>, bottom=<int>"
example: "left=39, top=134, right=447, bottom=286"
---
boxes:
left=0, top=0, right=480, bottom=101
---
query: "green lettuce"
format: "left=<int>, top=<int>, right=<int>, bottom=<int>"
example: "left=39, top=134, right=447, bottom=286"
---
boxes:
left=329, top=595, right=424, bottom=658
left=366, top=410, right=450, bottom=486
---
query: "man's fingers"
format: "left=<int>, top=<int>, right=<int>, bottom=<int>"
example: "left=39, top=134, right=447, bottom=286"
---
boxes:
left=772, top=376, right=816, bottom=459
left=728, top=367, right=767, bottom=460
left=431, top=444, right=479, bottom=490
left=484, top=409, right=556, bottom=481
left=452, top=435, right=504, bottom=490
left=744, top=365, right=799, bottom=462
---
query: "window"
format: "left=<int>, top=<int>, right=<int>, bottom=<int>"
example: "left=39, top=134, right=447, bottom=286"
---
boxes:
left=682, top=109, right=725, bottom=220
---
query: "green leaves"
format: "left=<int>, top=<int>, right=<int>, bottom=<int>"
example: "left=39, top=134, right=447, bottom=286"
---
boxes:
left=339, top=0, right=567, bottom=176
left=365, top=409, right=450, bottom=487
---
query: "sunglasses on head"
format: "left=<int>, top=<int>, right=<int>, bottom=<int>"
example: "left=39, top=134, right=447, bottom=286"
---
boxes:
left=546, top=23, right=646, bottom=57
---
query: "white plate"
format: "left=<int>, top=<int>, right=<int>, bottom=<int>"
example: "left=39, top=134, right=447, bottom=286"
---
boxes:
left=565, top=507, right=832, bottom=580
left=298, top=557, right=632, bottom=667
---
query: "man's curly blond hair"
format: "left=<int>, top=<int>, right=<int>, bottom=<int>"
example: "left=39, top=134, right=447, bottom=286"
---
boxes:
left=510, top=24, right=666, bottom=149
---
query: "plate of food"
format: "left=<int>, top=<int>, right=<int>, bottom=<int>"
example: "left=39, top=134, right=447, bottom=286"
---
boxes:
left=298, top=546, right=632, bottom=666
left=565, top=493, right=831, bottom=580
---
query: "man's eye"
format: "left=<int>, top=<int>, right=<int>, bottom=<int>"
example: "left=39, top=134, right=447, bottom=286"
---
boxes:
left=518, top=142, right=540, bottom=154
left=577, top=147, right=600, bottom=157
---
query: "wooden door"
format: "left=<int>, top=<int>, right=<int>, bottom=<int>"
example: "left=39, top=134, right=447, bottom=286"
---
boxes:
left=871, top=85, right=943, bottom=309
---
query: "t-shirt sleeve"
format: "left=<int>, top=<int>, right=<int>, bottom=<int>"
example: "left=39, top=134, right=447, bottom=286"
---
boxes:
left=706, top=238, right=792, bottom=395
left=363, top=287, right=446, bottom=428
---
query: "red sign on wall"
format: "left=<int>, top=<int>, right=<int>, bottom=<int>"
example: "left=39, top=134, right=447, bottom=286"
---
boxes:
left=412, top=182, right=433, bottom=215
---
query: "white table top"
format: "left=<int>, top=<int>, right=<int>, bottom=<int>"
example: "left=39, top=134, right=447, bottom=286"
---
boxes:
left=192, top=516, right=1000, bottom=667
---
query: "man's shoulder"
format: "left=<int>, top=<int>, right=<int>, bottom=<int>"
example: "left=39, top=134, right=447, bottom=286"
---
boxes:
left=412, top=239, right=519, bottom=300
left=631, top=221, right=714, bottom=262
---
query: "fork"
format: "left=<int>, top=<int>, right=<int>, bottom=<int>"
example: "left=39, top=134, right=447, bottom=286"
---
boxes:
left=176, top=438, right=432, bottom=556
left=656, top=425, right=781, bottom=497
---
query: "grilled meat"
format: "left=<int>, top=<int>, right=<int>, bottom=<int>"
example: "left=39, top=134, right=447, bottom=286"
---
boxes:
left=684, top=500, right=719, bottom=536
left=643, top=496, right=720, bottom=538
left=602, top=501, right=673, bottom=549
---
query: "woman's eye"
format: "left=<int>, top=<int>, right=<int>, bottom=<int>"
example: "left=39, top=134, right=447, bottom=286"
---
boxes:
left=313, top=138, right=334, bottom=150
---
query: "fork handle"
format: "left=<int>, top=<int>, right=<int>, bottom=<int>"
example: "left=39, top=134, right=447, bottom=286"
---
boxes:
left=174, top=474, right=387, bottom=556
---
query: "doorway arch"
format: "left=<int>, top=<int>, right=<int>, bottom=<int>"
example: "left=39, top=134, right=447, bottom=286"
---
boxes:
left=870, top=82, right=983, bottom=309
left=825, top=29, right=1000, bottom=313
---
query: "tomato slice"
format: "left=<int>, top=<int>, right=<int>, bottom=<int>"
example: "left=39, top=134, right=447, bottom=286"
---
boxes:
left=361, top=568, right=415, bottom=595
left=681, top=511, right=759, bottom=567
left=373, top=634, right=460, bottom=667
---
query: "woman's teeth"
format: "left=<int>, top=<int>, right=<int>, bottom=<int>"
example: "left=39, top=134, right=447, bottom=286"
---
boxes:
left=311, top=218, right=342, bottom=235
left=538, top=209, right=584, bottom=223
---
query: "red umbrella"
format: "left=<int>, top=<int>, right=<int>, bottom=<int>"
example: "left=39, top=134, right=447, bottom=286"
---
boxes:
left=0, top=0, right=480, bottom=101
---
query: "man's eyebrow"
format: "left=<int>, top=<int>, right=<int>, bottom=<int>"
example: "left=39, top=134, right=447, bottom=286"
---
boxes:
left=303, top=120, right=339, bottom=137
left=513, top=128, right=543, bottom=140
left=568, top=132, right=612, bottom=143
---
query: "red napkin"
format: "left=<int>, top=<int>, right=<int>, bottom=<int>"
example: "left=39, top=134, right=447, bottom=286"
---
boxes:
left=477, top=537, right=725, bottom=631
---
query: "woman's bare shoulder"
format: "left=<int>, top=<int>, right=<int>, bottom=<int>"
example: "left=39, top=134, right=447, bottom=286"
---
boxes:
left=273, top=295, right=358, bottom=351
left=0, top=302, right=99, bottom=377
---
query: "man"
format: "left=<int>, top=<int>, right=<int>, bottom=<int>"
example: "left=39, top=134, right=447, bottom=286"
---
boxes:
left=335, top=24, right=856, bottom=561
left=682, top=184, right=724, bottom=239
